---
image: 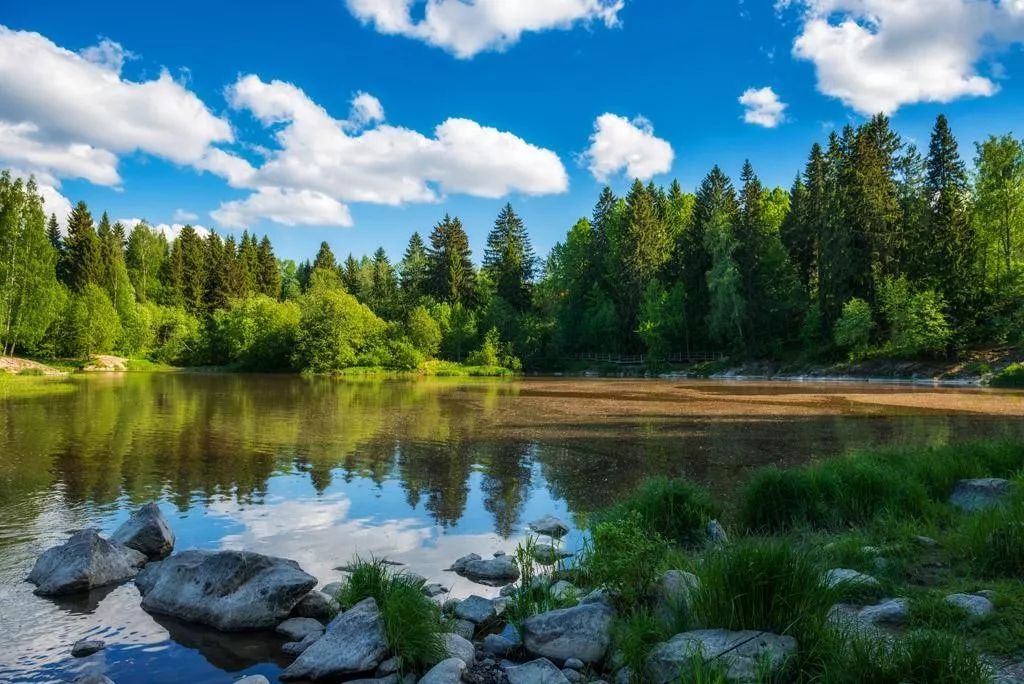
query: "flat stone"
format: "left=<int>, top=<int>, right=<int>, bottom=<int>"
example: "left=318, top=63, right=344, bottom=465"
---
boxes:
left=507, top=658, right=569, bottom=684
left=646, top=629, right=797, bottom=683
left=442, top=632, right=475, bottom=666
left=419, top=658, right=466, bottom=684
left=282, top=631, right=321, bottom=656
left=321, top=581, right=345, bottom=597
left=280, top=597, right=388, bottom=681
left=276, top=617, right=325, bottom=641
left=859, top=598, right=909, bottom=625
left=946, top=593, right=995, bottom=618
left=454, top=595, right=496, bottom=624
left=29, top=529, right=146, bottom=596
left=823, top=568, right=880, bottom=590
left=449, top=554, right=520, bottom=584
left=422, top=583, right=449, bottom=597
left=376, top=656, right=402, bottom=676
left=110, top=502, right=175, bottom=560
left=950, top=478, right=1017, bottom=512
left=522, top=602, right=614, bottom=664
left=290, top=590, right=339, bottom=621
left=71, top=639, right=106, bottom=657
left=914, top=535, right=938, bottom=547
left=136, top=550, right=316, bottom=631
left=529, top=515, right=570, bottom=538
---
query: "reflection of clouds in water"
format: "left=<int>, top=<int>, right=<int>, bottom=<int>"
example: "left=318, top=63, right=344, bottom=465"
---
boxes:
left=205, top=493, right=530, bottom=598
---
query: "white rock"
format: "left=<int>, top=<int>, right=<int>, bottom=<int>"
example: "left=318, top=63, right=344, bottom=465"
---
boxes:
left=946, top=593, right=995, bottom=618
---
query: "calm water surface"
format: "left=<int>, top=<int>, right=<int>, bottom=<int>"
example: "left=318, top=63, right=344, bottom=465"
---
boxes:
left=2, top=374, right=1023, bottom=683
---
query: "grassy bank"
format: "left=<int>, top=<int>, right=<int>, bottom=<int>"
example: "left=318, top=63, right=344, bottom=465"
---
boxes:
left=0, top=373, right=77, bottom=399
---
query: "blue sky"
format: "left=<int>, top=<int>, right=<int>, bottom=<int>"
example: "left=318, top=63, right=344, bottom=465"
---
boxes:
left=3, top=0, right=1024, bottom=262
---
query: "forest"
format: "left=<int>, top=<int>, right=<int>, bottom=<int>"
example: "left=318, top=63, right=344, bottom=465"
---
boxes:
left=0, top=113, right=1022, bottom=373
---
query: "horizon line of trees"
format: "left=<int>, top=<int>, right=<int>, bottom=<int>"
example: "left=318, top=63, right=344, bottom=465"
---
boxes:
left=1, top=113, right=1022, bottom=371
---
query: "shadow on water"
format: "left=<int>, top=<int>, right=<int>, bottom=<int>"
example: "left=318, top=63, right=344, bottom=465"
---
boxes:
left=1, top=374, right=1022, bottom=682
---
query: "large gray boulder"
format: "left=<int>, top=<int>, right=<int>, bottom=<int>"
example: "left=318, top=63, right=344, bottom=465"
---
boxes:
left=449, top=553, right=520, bottom=584
left=950, top=479, right=1017, bottom=512
left=646, top=630, right=797, bottom=683
left=280, top=597, right=388, bottom=680
left=419, top=657, right=467, bottom=684
left=28, top=529, right=146, bottom=596
left=110, top=503, right=175, bottom=559
left=946, top=593, right=995, bottom=619
left=522, top=602, right=614, bottom=664
left=135, top=550, right=316, bottom=631
left=507, top=658, right=570, bottom=684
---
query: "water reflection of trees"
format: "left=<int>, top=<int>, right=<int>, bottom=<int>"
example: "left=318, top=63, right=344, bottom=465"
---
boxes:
left=2, top=375, right=1023, bottom=539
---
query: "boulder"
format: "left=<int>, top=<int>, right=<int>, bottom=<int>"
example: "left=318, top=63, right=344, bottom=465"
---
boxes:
left=442, top=632, right=475, bottom=666
left=707, top=519, right=728, bottom=544
left=950, top=479, right=1017, bottom=512
left=71, top=639, right=106, bottom=657
left=281, top=598, right=388, bottom=681
left=646, top=630, right=797, bottom=684
left=376, top=656, right=402, bottom=676
left=507, top=658, right=570, bottom=684
left=564, top=658, right=584, bottom=671
left=290, top=590, right=339, bottom=621
left=946, top=593, right=995, bottom=618
left=655, top=570, right=700, bottom=606
left=449, top=553, right=520, bottom=584
left=276, top=617, right=325, bottom=641
left=562, top=669, right=584, bottom=683
left=532, top=543, right=573, bottom=565
left=482, top=633, right=520, bottom=658
left=822, top=568, right=880, bottom=591
left=419, top=658, right=466, bottom=684
left=282, top=632, right=321, bottom=656
left=110, top=503, right=175, bottom=560
left=859, top=598, right=909, bottom=625
left=28, top=529, right=146, bottom=596
left=454, top=595, right=496, bottom=625
left=522, top=602, right=614, bottom=665
left=451, top=619, right=476, bottom=640
left=529, top=515, right=570, bottom=538
left=135, top=550, right=316, bottom=631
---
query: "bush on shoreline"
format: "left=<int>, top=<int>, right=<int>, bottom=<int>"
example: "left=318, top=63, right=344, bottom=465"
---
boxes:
left=592, top=477, right=719, bottom=547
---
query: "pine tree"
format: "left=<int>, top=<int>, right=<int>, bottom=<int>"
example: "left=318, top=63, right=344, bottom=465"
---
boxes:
left=483, top=203, right=536, bottom=311
left=46, top=213, right=61, bottom=251
left=850, top=114, right=901, bottom=288
left=256, top=236, right=281, bottom=299
left=781, top=173, right=814, bottom=294
left=426, top=214, right=476, bottom=306
left=313, top=241, right=338, bottom=274
left=204, top=231, right=229, bottom=312
left=369, top=247, right=398, bottom=317
left=818, top=129, right=859, bottom=327
left=399, top=232, right=430, bottom=304
left=342, top=254, right=365, bottom=300
left=63, top=200, right=101, bottom=292
left=685, top=167, right=738, bottom=349
left=178, top=226, right=207, bottom=315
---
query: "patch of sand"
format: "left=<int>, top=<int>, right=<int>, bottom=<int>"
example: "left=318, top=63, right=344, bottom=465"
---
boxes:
left=0, top=357, right=64, bottom=375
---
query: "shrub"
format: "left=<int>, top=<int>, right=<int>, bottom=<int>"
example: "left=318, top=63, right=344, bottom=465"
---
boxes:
left=333, top=558, right=447, bottom=672
left=148, top=304, right=201, bottom=365
left=213, top=295, right=300, bottom=370
left=57, top=283, right=122, bottom=357
left=991, top=362, right=1024, bottom=388
left=293, top=283, right=387, bottom=372
left=833, top=298, right=873, bottom=353
left=595, top=477, right=719, bottom=547
left=877, top=276, right=952, bottom=358
left=739, top=467, right=822, bottom=533
left=581, top=512, right=669, bottom=605
left=407, top=305, right=441, bottom=357
left=835, top=631, right=992, bottom=683
left=466, top=327, right=501, bottom=367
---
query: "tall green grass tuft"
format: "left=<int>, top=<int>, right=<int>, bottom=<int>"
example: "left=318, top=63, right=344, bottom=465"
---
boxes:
left=958, top=496, right=1024, bottom=578
left=594, top=477, right=719, bottom=547
left=834, top=630, right=993, bottom=683
left=740, top=441, right=1024, bottom=532
left=333, top=557, right=447, bottom=672
left=692, top=539, right=839, bottom=678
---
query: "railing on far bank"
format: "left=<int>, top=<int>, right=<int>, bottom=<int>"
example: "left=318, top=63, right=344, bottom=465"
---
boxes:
left=565, top=351, right=726, bottom=365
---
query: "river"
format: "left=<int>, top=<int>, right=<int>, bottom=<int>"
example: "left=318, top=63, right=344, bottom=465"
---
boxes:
left=1, top=374, right=1022, bottom=683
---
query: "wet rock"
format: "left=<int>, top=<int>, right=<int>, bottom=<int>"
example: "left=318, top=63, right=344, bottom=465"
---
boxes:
left=449, top=554, right=520, bottom=584
left=442, top=632, right=475, bottom=666
left=507, top=658, right=569, bottom=684
left=455, top=595, right=496, bottom=625
left=280, top=597, right=388, bottom=681
left=707, top=519, right=728, bottom=544
left=282, top=631, right=321, bottom=656
left=110, top=502, right=175, bottom=560
left=71, top=639, right=106, bottom=657
left=28, top=529, right=146, bottom=596
left=950, top=478, right=1017, bottom=512
left=290, top=590, right=339, bottom=621
left=823, top=568, right=880, bottom=591
left=419, top=657, right=467, bottom=684
left=646, top=629, right=797, bottom=683
left=136, top=550, right=316, bottom=631
left=532, top=542, right=573, bottom=565
left=946, top=593, right=995, bottom=618
left=529, top=515, right=570, bottom=538
left=422, top=583, right=449, bottom=598
left=522, top=602, right=614, bottom=664
left=276, top=617, right=325, bottom=641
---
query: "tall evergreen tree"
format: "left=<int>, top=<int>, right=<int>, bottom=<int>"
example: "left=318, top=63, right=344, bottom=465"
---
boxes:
left=177, top=226, right=207, bottom=314
left=63, top=200, right=101, bottom=292
left=399, top=232, right=430, bottom=304
left=46, top=213, right=61, bottom=251
left=313, top=241, right=338, bottom=274
left=426, top=214, right=476, bottom=306
left=369, top=247, right=398, bottom=317
left=256, top=236, right=281, bottom=299
left=483, top=203, right=536, bottom=311
left=685, top=167, right=738, bottom=349
left=204, top=231, right=229, bottom=312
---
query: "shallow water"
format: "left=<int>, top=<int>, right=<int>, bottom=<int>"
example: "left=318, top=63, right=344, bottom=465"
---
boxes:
left=1, top=374, right=1022, bottom=683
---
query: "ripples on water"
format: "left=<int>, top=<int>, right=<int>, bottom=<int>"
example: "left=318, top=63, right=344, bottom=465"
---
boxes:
left=1, top=374, right=1022, bottom=683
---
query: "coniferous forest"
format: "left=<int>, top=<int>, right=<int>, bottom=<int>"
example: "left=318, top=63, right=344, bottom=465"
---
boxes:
left=1, top=113, right=1023, bottom=373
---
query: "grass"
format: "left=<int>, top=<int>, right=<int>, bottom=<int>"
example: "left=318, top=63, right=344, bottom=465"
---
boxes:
left=578, top=512, right=669, bottom=605
left=593, top=477, right=719, bottom=547
left=331, top=557, right=448, bottom=672
left=0, top=373, right=76, bottom=399
left=991, top=362, right=1024, bottom=388
left=505, top=536, right=578, bottom=631
left=956, top=494, right=1024, bottom=578
left=832, top=631, right=993, bottom=683
left=739, top=441, right=1024, bottom=533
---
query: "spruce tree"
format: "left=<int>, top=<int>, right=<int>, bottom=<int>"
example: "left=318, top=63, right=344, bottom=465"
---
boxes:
left=426, top=214, right=476, bottom=306
left=483, top=203, right=536, bottom=311
left=256, top=236, right=281, bottom=299
left=177, top=226, right=207, bottom=315
left=369, top=247, right=398, bottom=317
left=63, top=201, right=101, bottom=292
left=399, top=232, right=430, bottom=304
left=686, top=167, right=738, bottom=349
left=46, top=213, right=62, bottom=251
left=313, top=241, right=338, bottom=274
left=204, top=231, right=229, bottom=312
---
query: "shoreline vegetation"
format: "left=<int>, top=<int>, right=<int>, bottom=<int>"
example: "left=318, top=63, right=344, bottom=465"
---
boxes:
left=3, top=113, right=1024, bottom=383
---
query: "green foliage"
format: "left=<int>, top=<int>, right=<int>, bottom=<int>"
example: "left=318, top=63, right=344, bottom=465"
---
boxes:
left=580, top=512, right=669, bottom=605
left=594, top=477, right=718, bottom=547
left=148, top=304, right=201, bottom=365
left=958, top=496, right=1024, bottom=578
left=835, top=631, right=992, bottom=683
left=213, top=296, right=300, bottom=370
left=611, top=607, right=683, bottom=682
left=466, top=327, right=500, bottom=367
left=293, top=281, right=386, bottom=373
left=833, top=298, right=873, bottom=353
left=991, top=362, right=1024, bottom=387
left=877, top=276, right=952, bottom=357
left=334, top=558, right=447, bottom=672
left=58, top=283, right=122, bottom=358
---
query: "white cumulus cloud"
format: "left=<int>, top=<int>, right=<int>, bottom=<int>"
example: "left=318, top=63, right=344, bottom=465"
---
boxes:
left=739, top=87, right=787, bottom=127
left=211, top=188, right=354, bottom=228
left=582, top=113, right=674, bottom=182
left=785, top=0, right=1024, bottom=114
left=345, top=0, right=625, bottom=58
left=119, top=217, right=211, bottom=240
